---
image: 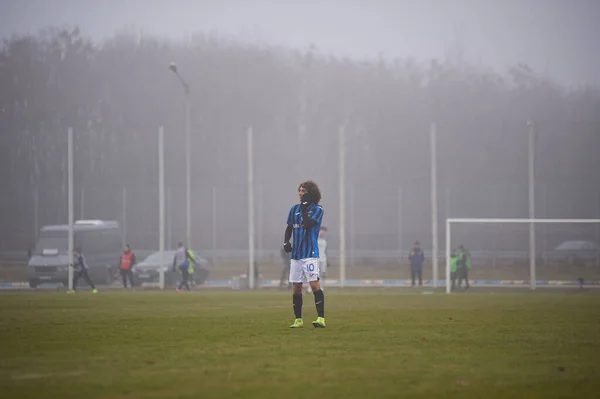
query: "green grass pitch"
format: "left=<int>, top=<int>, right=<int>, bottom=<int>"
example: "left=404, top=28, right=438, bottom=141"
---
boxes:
left=1, top=288, right=599, bottom=398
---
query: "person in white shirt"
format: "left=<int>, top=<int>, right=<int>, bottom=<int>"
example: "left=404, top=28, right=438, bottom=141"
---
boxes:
left=308, top=226, right=329, bottom=293
left=318, top=226, right=329, bottom=285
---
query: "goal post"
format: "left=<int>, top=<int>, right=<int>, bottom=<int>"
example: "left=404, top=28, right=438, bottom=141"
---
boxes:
left=445, top=218, right=600, bottom=294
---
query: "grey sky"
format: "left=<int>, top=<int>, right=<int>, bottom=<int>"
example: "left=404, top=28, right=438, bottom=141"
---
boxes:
left=1, top=0, right=599, bottom=87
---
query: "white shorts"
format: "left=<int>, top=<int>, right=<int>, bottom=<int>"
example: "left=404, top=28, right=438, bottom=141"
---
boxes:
left=289, top=258, right=320, bottom=283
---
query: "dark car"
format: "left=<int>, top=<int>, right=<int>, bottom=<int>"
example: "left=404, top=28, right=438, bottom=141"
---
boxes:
left=551, top=240, right=600, bottom=265
left=133, top=250, right=210, bottom=287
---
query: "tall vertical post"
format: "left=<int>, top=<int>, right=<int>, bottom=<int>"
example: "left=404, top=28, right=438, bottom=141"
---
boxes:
left=185, top=96, right=192, bottom=249
left=67, top=128, right=74, bottom=291
left=339, top=125, right=346, bottom=288
left=528, top=120, right=536, bottom=291
left=80, top=188, right=85, bottom=220
left=159, top=127, right=166, bottom=290
left=398, top=186, right=403, bottom=257
left=33, top=187, right=39, bottom=245
left=122, top=187, right=127, bottom=244
left=212, top=186, right=217, bottom=267
left=596, top=187, right=600, bottom=269
left=430, top=123, right=439, bottom=288
left=258, top=185, right=264, bottom=263
left=349, top=183, right=355, bottom=267
left=445, top=220, right=451, bottom=294
left=166, top=187, right=172, bottom=249
left=247, top=127, right=255, bottom=289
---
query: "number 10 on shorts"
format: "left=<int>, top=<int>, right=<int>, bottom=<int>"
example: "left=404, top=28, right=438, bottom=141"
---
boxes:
left=289, top=258, right=320, bottom=283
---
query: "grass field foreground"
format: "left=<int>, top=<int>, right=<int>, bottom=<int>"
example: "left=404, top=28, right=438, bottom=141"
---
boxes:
left=1, top=288, right=599, bottom=398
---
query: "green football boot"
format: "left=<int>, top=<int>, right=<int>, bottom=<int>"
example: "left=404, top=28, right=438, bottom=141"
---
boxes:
left=312, top=317, right=326, bottom=328
left=289, top=318, right=304, bottom=328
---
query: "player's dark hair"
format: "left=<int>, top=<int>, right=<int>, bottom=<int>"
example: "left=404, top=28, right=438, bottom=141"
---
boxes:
left=298, top=181, right=322, bottom=204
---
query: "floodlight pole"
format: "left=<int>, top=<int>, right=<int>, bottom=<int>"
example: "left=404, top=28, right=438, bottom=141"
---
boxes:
left=528, top=120, right=536, bottom=291
left=68, top=128, right=74, bottom=291
left=430, top=123, right=439, bottom=288
left=339, top=125, right=346, bottom=288
left=159, top=127, right=166, bottom=290
left=169, top=63, right=192, bottom=249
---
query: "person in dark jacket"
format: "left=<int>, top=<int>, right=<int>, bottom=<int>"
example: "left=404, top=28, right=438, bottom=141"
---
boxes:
left=408, top=240, right=425, bottom=287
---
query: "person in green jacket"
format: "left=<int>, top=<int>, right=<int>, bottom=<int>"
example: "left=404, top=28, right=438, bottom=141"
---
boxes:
left=457, top=244, right=471, bottom=289
left=186, top=249, right=198, bottom=288
left=449, top=249, right=459, bottom=291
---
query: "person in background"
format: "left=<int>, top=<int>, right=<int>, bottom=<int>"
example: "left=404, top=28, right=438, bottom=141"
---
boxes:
left=408, top=240, right=425, bottom=287
left=118, top=244, right=136, bottom=289
left=318, top=226, right=329, bottom=286
left=172, top=242, right=197, bottom=292
left=457, top=244, right=472, bottom=289
left=279, top=247, right=291, bottom=290
left=68, top=248, right=98, bottom=294
left=449, top=248, right=459, bottom=291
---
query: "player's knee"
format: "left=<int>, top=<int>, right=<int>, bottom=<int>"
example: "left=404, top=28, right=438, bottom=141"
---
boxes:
left=292, top=283, right=303, bottom=294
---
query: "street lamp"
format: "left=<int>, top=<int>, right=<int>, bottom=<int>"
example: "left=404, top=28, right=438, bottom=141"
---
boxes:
left=169, top=62, right=192, bottom=248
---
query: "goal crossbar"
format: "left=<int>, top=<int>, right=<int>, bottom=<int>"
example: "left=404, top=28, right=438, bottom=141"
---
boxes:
left=445, top=218, right=600, bottom=293
left=448, top=218, right=600, bottom=224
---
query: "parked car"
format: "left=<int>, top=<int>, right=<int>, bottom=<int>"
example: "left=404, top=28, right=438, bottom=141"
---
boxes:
left=551, top=240, right=600, bottom=265
left=133, top=250, right=209, bottom=287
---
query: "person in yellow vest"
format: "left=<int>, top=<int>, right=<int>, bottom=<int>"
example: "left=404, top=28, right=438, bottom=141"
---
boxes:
left=118, top=244, right=137, bottom=288
left=186, top=249, right=197, bottom=288
left=449, top=248, right=459, bottom=291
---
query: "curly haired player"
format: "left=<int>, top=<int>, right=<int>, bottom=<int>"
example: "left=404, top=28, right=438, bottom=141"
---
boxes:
left=283, top=181, right=326, bottom=328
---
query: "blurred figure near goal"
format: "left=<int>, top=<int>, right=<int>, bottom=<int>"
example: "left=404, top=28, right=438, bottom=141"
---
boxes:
left=457, top=244, right=472, bottom=289
left=318, top=226, right=329, bottom=285
left=409, top=240, right=425, bottom=287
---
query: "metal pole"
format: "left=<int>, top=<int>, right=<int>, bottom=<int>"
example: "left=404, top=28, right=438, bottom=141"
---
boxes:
left=446, top=219, right=451, bottom=293
left=339, top=125, right=346, bottom=288
left=430, top=123, right=439, bottom=288
left=122, top=187, right=127, bottom=244
left=349, top=183, right=355, bottom=268
left=596, top=188, right=599, bottom=269
left=528, top=120, right=536, bottom=291
left=33, top=186, right=39, bottom=244
left=159, top=127, right=166, bottom=290
left=258, top=185, right=263, bottom=263
left=185, top=94, right=192, bottom=249
left=212, top=186, right=217, bottom=267
left=67, top=128, right=74, bottom=291
left=167, top=187, right=172, bottom=249
left=247, top=127, right=255, bottom=289
left=398, top=186, right=403, bottom=258
left=80, top=187, right=84, bottom=220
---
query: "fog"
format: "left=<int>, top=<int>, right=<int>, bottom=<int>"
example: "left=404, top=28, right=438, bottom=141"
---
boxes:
left=0, top=0, right=599, bottom=257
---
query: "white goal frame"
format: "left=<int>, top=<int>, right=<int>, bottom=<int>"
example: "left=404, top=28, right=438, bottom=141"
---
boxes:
left=445, top=218, right=600, bottom=293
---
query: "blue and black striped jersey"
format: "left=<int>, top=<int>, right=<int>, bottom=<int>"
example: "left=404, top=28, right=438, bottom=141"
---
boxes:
left=286, top=203, right=324, bottom=260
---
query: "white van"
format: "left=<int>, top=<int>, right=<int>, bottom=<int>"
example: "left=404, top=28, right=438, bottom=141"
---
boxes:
left=27, top=220, right=123, bottom=288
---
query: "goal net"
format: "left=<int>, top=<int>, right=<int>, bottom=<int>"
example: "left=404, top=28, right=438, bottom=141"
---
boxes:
left=445, top=218, right=600, bottom=293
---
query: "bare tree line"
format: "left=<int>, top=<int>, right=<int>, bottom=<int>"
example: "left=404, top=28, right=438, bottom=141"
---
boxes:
left=1, top=27, right=598, bottom=252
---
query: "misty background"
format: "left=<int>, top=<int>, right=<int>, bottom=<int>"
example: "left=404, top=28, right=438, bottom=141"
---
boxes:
left=0, top=0, right=599, bottom=262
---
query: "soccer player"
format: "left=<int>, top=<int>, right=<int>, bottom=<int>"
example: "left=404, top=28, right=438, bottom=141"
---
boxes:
left=67, top=248, right=98, bottom=294
left=283, top=181, right=326, bottom=328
